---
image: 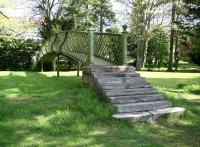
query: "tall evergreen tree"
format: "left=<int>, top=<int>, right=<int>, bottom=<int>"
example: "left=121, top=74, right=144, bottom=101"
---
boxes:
left=91, top=0, right=115, bottom=32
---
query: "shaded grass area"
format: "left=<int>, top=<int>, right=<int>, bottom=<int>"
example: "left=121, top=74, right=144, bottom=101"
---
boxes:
left=0, top=71, right=200, bottom=146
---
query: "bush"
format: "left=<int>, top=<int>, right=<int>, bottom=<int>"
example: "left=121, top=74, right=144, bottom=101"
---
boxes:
left=0, top=34, right=40, bottom=71
left=146, top=28, right=169, bottom=70
left=191, top=26, right=200, bottom=66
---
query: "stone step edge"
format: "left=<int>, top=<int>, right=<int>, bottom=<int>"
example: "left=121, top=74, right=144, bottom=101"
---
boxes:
left=110, top=95, right=164, bottom=104
left=112, top=107, right=185, bottom=122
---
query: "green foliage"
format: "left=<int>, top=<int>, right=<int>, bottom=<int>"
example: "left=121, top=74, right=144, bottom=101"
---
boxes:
left=34, top=0, right=116, bottom=41
left=0, top=34, right=40, bottom=71
left=191, top=26, right=200, bottom=65
left=184, top=0, right=200, bottom=23
left=146, top=27, right=169, bottom=70
left=91, top=0, right=115, bottom=32
left=34, top=0, right=75, bottom=40
left=0, top=71, right=200, bottom=146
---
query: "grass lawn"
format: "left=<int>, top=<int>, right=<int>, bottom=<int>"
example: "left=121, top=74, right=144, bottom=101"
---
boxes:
left=0, top=71, right=200, bottom=146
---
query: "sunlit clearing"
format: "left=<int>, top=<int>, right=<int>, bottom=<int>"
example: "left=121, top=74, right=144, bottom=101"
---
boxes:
left=40, top=71, right=82, bottom=77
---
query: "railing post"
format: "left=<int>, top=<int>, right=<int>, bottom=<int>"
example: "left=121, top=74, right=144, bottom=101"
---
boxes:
left=122, top=25, right=128, bottom=65
left=88, top=29, right=94, bottom=65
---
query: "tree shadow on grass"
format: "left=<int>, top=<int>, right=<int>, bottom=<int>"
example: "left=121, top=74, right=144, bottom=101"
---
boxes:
left=0, top=72, right=200, bottom=146
left=0, top=72, right=83, bottom=145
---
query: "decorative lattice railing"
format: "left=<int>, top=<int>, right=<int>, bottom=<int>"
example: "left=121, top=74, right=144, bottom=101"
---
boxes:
left=94, top=32, right=122, bottom=64
left=38, top=25, right=128, bottom=65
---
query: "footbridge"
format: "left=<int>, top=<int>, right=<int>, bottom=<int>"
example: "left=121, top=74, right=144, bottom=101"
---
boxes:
left=37, top=26, right=185, bottom=122
left=38, top=26, right=128, bottom=67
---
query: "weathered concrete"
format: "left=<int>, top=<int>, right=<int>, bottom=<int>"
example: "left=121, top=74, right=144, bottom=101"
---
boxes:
left=113, top=112, right=152, bottom=122
left=110, top=94, right=164, bottom=104
left=150, top=107, right=186, bottom=120
left=83, top=65, right=185, bottom=123
left=116, top=101, right=171, bottom=113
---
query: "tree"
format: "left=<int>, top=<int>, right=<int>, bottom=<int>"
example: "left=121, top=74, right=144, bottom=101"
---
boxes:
left=184, top=0, right=200, bottom=24
left=0, top=0, right=11, bottom=21
left=168, top=0, right=176, bottom=71
left=33, top=0, right=75, bottom=40
left=130, top=0, right=168, bottom=70
left=91, top=0, right=115, bottom=32
left=191, top=26, right=200, bottom=65
left=147, top=27, right=169, bottom=70
left=167, top=0, right=186, bottom=71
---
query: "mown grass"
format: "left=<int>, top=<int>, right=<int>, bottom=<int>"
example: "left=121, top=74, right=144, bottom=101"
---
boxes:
left=142, top=61, right=200, bottom=73
left=0, top=71, right=200, bottom=146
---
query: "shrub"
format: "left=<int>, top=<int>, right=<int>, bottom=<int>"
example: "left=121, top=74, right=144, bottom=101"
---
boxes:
left=0, top=34, right=40, bottom=71
left=191, top=26, right=200, bottom=66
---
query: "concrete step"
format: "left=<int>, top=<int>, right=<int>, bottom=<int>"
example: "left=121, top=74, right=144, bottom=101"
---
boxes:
left=99, top=72, right=140, bottom=77
left=110, top=94, right=164, bottom=104
left=83, top=65, right=185, bottom=123
left=113, top=112, right=152, bottom=122
left=99, top=66, right=136, bottom=73
left=112, top=107, right=185, bottom=122
left=104, top=88, right=157, bottom=97
left=87, top=65, right=135, bottom=73
left=98, top=77, right=147, bottom=84
left=149, top=107, right=186, bottom=120
left=100, top=83, right=152, bottom=90
left=115, top=101, right=171, bottom=113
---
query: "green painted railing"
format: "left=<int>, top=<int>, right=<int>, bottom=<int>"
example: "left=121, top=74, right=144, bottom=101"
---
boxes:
left=38, top=25, right=128, bottom=65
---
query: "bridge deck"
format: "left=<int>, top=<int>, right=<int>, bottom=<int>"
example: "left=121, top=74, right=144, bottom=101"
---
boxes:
left=94, top=57, right=113, bottom=66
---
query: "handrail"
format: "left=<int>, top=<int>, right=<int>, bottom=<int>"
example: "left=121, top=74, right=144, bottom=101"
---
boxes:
left=38, top=26, right=128, bottom=66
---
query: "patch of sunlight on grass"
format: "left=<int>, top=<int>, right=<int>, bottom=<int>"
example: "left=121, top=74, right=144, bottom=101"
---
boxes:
left=0, top=88, right=21, bottom=98
left=19, top=134, right=45, bottom=146
left=40, top=71, right=83, bottom=77
left=89, top=130, right=107, bottom=136
left=34, top=110, right=86, bottom=136
left=65, top=138, right=94, bottom=146
left=0, top=72, right=27, bottom=77
left=138, top=71, right=200, bottom=79
left=179, top=94, right=200, bottom=100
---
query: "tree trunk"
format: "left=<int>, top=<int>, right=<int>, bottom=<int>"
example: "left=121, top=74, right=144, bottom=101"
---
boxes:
left=174, top=33, right=179, bottom=71
left=136, top=40, right=144, bottom=71
left=100, top=0, right=104, bottom=32
left=167, top=0, right=176, bottom=72
left=53, top=59, right=56, bottom=71
left=142, top=17, right=151, bottom=68
left=100, top=14, right=103, bottom=32
left=142, top=38, right=149, bottom=68
left=136, top=5, right=145, bottom=71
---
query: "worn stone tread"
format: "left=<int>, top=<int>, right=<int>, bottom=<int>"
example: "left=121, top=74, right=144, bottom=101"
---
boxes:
left=150, top=107, right=186, bottom=120
left=110, top=94, right=164, bottom=104
left=113, top=112, right=152, bottom=122
left=115, top=101, right=171, bottom=113
left=104, top=88, right=157, bottom=97
left=99, top=72, right=140, bottom=77
left=83, top=65, right=185, bottom=122
left=100, top=83, right=152, bottom=90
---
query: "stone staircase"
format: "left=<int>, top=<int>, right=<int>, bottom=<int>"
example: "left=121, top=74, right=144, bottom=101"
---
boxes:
left=83, top=65, right=185, bottom=122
